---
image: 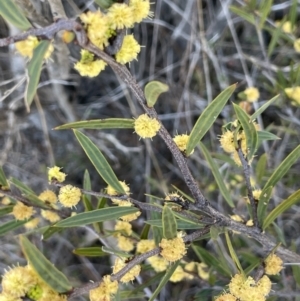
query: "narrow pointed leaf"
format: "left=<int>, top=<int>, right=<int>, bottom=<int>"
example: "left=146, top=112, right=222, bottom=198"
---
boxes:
left=256, top=153, right=267, bottom=182
left=0, top=166, right=9, bottom=189
left=94, top=0, right=114, bottom=9
left=9, top=177, right=35, bottom=194
left=233, top=103, right=258, bottom=160
left=25, top=41, right=51, bottom=111
left=263, top=145, right=300, bottom=191
left=263, top=189, right=300, bottom=229
left=162, top=206, right=177, bottom=239
left=230, top=6, right=255, bottom=25
left=42, top=226, right=64, bottom=240
left=0, top=219, right=29, bottom=236
left=0, top=205, right=14, bottom=217
left=257, top=186, right=273, bottom=224
left=186, top=84, right=236, bottom=155
left=55, top=207, right=138, bottom=227
left=257, top=131, right=280, bottom=142
left=250, top=95, right=279, bottom=121
left=20, top=236, right=72, bottom=293
left=199, top=142, right=234, bottom=207
left=225, top=231, right=244, bottom=275
left=259, top=0, right=273, bottom=28
left=0, top=1, right=31, bottom=30
left=74, top=130, right=125, bottom=193
left=144, top=81, right=169, bottom=108
left=149, top=261, right=180, bottom=301
left=73, top=247, right=108, bottom=257
left=83, top=169, right=92, bottom=203
left=102, top=246, right=132, bottom=258
left=55, top=118, right=134, bottom=130
left=24, top=193, right=51, bottom=209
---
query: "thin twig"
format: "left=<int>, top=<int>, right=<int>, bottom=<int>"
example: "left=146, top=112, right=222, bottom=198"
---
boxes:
left=236, top=148, right=259, bottom=228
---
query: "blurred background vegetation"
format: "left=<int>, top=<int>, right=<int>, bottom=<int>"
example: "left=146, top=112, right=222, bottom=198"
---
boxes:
left=0, top=0, right=300, bottom=300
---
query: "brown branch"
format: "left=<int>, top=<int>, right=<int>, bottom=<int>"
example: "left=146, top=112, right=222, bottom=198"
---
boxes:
left=68, top=227, right=211, bottom=299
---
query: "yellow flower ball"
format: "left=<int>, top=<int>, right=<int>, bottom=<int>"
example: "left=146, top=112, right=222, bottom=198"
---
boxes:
left=220, top=131, right=235, bottom=153
left=48, top=166, right=66, bottom=183
left=136, top=239, right=156, bottom=253
left=12, top=202, right=34, bottom=221
left=89, top=275, right=118, bottom=301
left=134, top=114, right=161, bottom=139
left=24, top=217, right=40, bottom=229
left=173, top=134, right=193, bottom=154
left=264, top=253, right=283, bottom=275
left=115, top=34, right=141, bottom=64
left=215, top=293, right=237, bottom=301
left=107, top=181, right=130, bottom=204
left=41, top=210, right=61, bottom=223
left=294, top=38, right=300, bottom=53
left=116, top=234, right=135, bottom=252
left=117, top=200, right=141, bottom=222
left=39, top=190, right=57, bottom=205
left=257, top=275, right=272, bottom=296
left=285, top=87, right=300, bottom=105
left=130, top=0, right=153, bottom=23
left=58, top=185, right=81, bottom=208
left=115, top=220, right=132, bottom=236
left=113, top=258, right=141, bottom=283
left=107, top=3, right=134, bottom=29
left=159, top=236, right=186, bottom=262
left=170, top=266, right=185, bottom=283
left=147, top=255, right=168, bottom=272
left=243, top=87, right=260, bottom=103
left=2, top=266, right=36, bottom=298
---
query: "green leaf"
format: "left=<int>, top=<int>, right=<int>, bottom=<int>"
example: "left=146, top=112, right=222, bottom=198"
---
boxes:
left=263, top=189, right=300, bottom=229
left=257, top=186, right=273, bottom=224
left=42, top=226, right=64, bottom=240
left=140, top=223, right=151, bottom=239
left=257, top=131, right=280, bottom=143
left=267, top=26, right=282, bottom=57
left=263, top=144, right=300, bottom=191
left=250, top=95, right=279, bottom=121
left=101, top=246, right=132, bottom=258
left=83, top=169, right=92, bottom=203
left=0, top=166, right=9, bottom=189
left=74, top=130, right=125, bottom=193
left=186, top=84, right=236, bottom=155
left=25, top=41, right=51, bottom=111
left=162, top=206, right=177, bottom=239
left=24, top=193, right=51, bottom=209
left=259, top=0, right=273, bottom=28
left=0, top=219, right=29, bottom=236
left=20, top=236, right=72, bottom=293
left=192, top=244, right=231, bottom=276
left=55, top=207, right=139, bottom=227
left=256, top=153, right=267, bottom=183
left=144, top=81, right=169, bottom=108
left=233, top=103, right=258, bottom=160
left=55, top=118, right=134, bottom=130
left=145, top=219, right=202, bottom=230
left=0, top=205, right=14, bottom=217
left=73, top=247, right=108, bottom=257
left=225, top=231, right=244, bottom=275
left=9, top=177, right=35, bottom=194
left=0, top=0, right=31, bottom=30
left=230, top=6, right=255, bottom=25
left=94, top=0, right=115, bottom=9
left=149, top=261, right=180, bottom=301
left=199, top=142, right=234, bottom=207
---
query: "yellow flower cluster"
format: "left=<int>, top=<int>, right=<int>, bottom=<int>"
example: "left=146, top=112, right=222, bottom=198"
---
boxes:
left=243, top=87, right=260, bottom=103
left=226, top=274, right=272, bottom=301
left=0, top=265, right=66, bottom=301
left=15, top=36, right=54, bottom=59
left=173, top=134, right=194, bottom=155
left=264, top=253, right=283, bottom=275
left=275, top=20, right=295, bottom=34
left=220, top=129, right=253, bottom=166
left=159, top=236, right=186, bottom=262
left=12, top=202, right=34, bottom=221
left=74, top=49, right=107, bottom=78
left=285, top=87, right=300, bottom=106
left=89, top=275, right=118, bottom=301
left=246, top=189, right=261, bottom=204
left=58, top=185, right=82, bottom=208
left=114, top=220, right=134, bottom=252
left=134, top=114, right=161, bottom=139
left=76, top=0, right=152, bottom=76
left=41, top=210, right=61, bottom=223
left=107, top=181, right=141, bottom=221
left=112, top=258, right=141, bottom=283
left=38, top=190, right=57, bottom=205
left=48, top=166, right=66, bottom=183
